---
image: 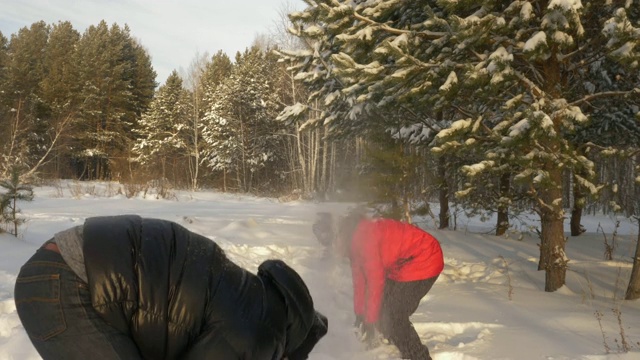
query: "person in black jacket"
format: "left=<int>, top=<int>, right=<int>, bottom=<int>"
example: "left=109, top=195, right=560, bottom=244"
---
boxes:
left=14, top=215, right=327, bottom=360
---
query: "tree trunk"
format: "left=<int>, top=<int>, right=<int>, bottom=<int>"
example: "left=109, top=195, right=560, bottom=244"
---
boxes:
left=296, top=122, right=308, bottom=193
left=625, top=219, right=640, bottom=300
left=538, top=168, right=568, bottom=292
left=191, top=118, right=199, bottom=191
left=308, top=128, right=316, bottom=195
left=496, top=172, right=510, bottom=236
left=12, top=197, right=18, bottom=236
left=403, top=193, right=412, bottom=224
left=223, top=169, right=227, bottom=192
left=240, top=120, right=247, bottom=192
left=320, top=125, right=329, bottom=198
left=312, top=127, right=320, bottom=193
left=438, top=156, right=450, bottom=229
left=329, top=142, right=336, bottom=194
left=535, top=52, right=569, bottom=292
left=570, top=172, right=586, bottom=236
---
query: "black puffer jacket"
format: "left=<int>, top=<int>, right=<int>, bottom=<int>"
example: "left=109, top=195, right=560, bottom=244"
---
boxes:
left=82, top=215, right=326, bottom=360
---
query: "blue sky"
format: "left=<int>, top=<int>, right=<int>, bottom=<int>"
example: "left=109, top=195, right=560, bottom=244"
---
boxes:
left=0, top=0, right=299, bottom=83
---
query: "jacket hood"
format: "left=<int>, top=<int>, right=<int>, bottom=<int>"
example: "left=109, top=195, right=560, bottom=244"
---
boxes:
left=257, top=259, right=315, bottom=355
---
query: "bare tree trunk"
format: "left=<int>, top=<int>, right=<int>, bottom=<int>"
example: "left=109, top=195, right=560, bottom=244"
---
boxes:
left=625, top=219, right=640, bottom=300
left=570, top=171, right=586, bottom=236
left=313, top=127, right=320, bottom=193
left=329, top=142, right=336, bottom=194
left=403, top=192, right=412, bottom=224
left=241, top=120, right=247, bottom=192
left=296, top=122, right=308, bottom=193
left=282, top=136, right=295, bottom=192
left=438, top=156, right=450, bottom=229
left=496, top=172, right=510, bottom=236
left=307, top=126, right=318, bottom=195
left=320, top=125, right=329, bottom=198
left=189, top=107, right=200, bottom=190
left=570, top=183, right=585, bottom=236
left=185, top=52, right=209, bottom=191
left=12, top=196, right=18, bottom=236
left=223, top=169, right=227, bottom=192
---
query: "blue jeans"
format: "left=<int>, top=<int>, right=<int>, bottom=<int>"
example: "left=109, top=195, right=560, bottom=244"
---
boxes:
left=14, top=247, right=142, bottom=360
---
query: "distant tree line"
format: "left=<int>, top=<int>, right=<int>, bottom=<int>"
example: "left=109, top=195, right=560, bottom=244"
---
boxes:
left=0, top=20, right=359, bottom=199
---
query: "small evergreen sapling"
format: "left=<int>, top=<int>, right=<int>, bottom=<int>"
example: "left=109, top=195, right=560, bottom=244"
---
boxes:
left=0, top=167, right=34, bottom=236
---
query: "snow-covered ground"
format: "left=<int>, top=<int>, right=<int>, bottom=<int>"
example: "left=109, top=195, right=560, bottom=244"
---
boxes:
left=0, top=181, right=639, bottom=360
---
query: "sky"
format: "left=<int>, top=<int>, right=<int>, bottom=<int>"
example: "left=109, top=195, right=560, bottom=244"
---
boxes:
left=0, top=0, right=298, bottom=83
left=1, top=181, right=640, bottom=359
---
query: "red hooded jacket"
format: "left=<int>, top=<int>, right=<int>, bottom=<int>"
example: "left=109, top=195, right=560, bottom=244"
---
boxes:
left=349, top=219, right=444, bottom=324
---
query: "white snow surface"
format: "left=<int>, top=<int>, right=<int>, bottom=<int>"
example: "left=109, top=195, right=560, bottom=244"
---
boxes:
left=1, top=181, right=639, bottom=360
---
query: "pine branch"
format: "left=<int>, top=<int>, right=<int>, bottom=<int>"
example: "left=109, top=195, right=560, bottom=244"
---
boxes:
left=570, top=89, right=640, bottom=107
left=451, top=105, right=475, bottom=119
left=513, top=70, right=546, bottom=98
left=559, top=37, right=607, bottom=64
left=398, top=106, right=441, bottom=134
left=351, top=11, right=444, bottom=40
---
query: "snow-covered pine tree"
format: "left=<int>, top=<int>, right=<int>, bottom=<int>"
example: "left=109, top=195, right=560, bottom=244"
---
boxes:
left=200, top=47, right=285, bottom=194
left=200, top=51, right=234, bottom=113
left=1, top=22, right=49, bottom=177
left=73, top=21, right=155, bottom=180
left=24, top=21, right=82, bottom=180
left=40, top=21, right=80, bottom=125
left=0, top=166, right=33, bottom=236
left=281, top=0, right=640, bottom=292
left=133, top=71, right=193, bottom=185
left=279, top=0, right=457, bottom=225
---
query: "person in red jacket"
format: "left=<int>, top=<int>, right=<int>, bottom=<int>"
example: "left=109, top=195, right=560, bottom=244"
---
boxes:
left=338, top=212, right=444, bottom=360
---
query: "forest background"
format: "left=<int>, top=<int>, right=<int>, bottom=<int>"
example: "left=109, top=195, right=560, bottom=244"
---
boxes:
left=1, top=1, right=639, bottom=295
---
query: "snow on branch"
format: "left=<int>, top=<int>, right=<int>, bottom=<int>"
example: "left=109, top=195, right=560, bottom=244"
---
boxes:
left=574, top=174, right=603, bottom=196
left=436, top=118, right=472, bottom=140
left=276, top=103, right=309, bottom=123
left=439, top=71, right=458, bottom=92
left=461, top=160, right=496, bottom=177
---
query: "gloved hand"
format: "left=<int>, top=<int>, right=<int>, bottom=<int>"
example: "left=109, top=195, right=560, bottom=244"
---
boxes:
left=358, top=322, right=381, bottom=350
left=353, top=315, right=364, bottom=329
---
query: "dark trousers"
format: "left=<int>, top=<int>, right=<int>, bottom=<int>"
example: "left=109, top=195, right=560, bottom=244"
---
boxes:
left=14, top=247, right=142, bottom=360
left=379, top=275, right=439, bottom=360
